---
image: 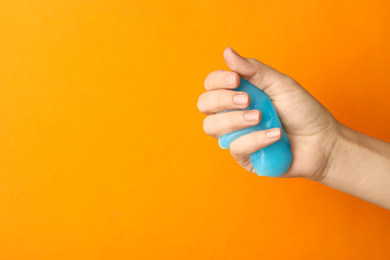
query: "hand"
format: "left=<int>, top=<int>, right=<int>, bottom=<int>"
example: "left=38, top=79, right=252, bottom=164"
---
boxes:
left=197, top=47, right=341, bottom=180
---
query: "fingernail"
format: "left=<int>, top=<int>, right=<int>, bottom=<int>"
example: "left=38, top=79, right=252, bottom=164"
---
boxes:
left=244, top=111, right=259, bottom=122
left=233, top=93, right=248, bottom=105
left=266, top=128, right=281, bottom=139
left=225, top=74, right=235, bottom=85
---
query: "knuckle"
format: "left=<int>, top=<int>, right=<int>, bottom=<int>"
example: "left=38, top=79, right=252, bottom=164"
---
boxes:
left=204, top=72, right=216, bottom=89
left=197, top=93, right=207, bottom=113
left=202, top=117, right=214, bottom=136
left=247, top=58, right=260, bottom=64
left=268, top=72, right=283, bottom=87
left=204, top=70, right=223, bottom=90
left=277, top=74, right=297, bottom=90
left=229, top=138, right=243, bottom=158
left=248, top=58, right=264, bottom=70
left=284, top=75, right=298, bottom=86
left=281, top=74, right=293, bottom=83
left=229, top=140, right=241, bottom=157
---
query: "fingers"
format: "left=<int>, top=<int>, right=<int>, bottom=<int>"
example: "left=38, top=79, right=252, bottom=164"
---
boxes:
left=197, top=89, right=250, bottom=115
left=223, top=47, right=300, bottom=95
left=229, top=128, right=282, bottom=168
left=204, top=69, right=240, bottom=91
left=203, top=110, right=261, bottom=138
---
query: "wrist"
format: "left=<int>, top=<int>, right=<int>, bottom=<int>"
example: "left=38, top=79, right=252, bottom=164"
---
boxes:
left=311, top=121, right=346, bottom=183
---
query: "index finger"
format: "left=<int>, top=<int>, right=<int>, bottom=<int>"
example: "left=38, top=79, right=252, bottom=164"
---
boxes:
left=204, top=69, right=240, bottom=91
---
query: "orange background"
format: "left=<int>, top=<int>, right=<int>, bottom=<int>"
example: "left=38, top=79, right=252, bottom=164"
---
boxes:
left=1, top=0, right=390, bottom=259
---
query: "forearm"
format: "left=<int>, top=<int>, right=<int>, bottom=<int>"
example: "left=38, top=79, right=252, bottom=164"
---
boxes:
left=320, top=123, right=390, bottom=210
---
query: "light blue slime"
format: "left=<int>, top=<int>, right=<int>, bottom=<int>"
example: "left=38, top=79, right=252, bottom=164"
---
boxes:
left=219, top=78, right=293, bottom=177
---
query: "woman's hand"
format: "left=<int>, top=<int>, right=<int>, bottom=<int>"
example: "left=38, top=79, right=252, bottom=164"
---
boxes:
left=197, top=47, right=341, bottom=181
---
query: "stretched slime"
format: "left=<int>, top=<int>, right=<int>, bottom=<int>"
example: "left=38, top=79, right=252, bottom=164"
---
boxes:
left=219, top=79, right=293, bottom=177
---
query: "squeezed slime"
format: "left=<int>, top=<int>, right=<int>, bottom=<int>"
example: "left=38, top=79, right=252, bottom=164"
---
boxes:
left=218, top=79, right=293, bottom=177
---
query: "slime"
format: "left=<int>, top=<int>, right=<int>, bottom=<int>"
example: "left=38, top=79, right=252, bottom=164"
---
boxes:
left=219, top=79, right=293, bottom=177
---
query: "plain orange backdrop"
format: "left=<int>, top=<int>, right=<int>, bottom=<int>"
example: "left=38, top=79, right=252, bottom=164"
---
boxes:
left=0, top=0, right=390, bottom=259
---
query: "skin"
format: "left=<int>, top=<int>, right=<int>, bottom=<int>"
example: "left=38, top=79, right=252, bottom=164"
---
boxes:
left=198, top=47, right=390, bottom=210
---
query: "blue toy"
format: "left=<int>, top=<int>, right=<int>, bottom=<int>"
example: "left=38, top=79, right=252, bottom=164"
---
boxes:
left=218, top=78, right=293, bottom=177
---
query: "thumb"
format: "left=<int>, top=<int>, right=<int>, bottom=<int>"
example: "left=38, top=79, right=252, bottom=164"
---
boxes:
left=223, top=46, right=295, bottom=95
